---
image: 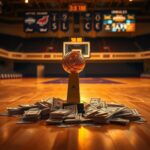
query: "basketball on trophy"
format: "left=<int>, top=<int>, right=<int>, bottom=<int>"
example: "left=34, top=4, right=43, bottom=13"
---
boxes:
left=62, top=51, right=86, bottom=74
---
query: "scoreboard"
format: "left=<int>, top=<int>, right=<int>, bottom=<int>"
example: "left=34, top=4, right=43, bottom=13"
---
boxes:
left=103, top=10, right=136, bottom=32
left=69, top=3, right=87, bottom=12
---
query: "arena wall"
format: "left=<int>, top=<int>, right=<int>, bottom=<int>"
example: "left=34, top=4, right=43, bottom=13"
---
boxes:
left=13, top=61, right=143, bottom=77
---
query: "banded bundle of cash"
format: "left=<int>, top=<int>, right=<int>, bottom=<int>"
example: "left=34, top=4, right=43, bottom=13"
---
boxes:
left=50, top=109, right=71, bottom=119
left=19, top=104, right=37, bottom=111
left=90, top=98, right=107, bottom=109
left=23, top=108, right=41, bottom=121
left=63, top=104, right=78, bottom=114
left=46, top=119, right=63, bottom=125
left=108, top=107, right=144, bottom=125
left=46, top=109, right=72, bottom=125
left=107, top=102, right=125, bottom=107
left=7, top=107, right=23, bottom=116
left=52, top=98, right=64, bottom=110
left=36, top=101, right=52, bottom=109
left=64, top=118, right=80, bottom=124
left=7, top=104, right=38, bottom=116
left=83, top=98, right=145, bottom=125
left=84, top=107, right=128, bottom=124
left=84, top=108, right=108, bottom=124
left=5, top=97, right=64, bottom=118
left=35, top=97, right=54, bottom=109
left=114, top=108, right=143, bottom=121
left=40, top=108, right=51, bottom=119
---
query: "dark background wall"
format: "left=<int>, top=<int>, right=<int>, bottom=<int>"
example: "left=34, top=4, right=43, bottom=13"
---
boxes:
left=0, top=60, right=14, bottom=73
left=144, top=60, right=150, bottom=74
left=14, top=62, right=37, bottom=77
left=14, top=61, right=144, bottom=77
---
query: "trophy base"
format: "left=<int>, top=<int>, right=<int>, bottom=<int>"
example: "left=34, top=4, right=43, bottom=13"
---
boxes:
left=63, top=103, right=84, bottom=114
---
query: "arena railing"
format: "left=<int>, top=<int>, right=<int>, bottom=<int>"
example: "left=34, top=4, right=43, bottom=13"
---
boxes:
left=0, top=48, right=150, bottom=61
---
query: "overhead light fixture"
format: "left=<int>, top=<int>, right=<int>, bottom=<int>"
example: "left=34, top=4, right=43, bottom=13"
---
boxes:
left=129, top=0, right=133, bottom=2
left=25, top=0, right=29, bottom=4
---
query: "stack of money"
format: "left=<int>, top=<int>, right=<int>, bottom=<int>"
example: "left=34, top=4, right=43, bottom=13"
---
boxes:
left=63, top=104, right=78, bottom=114
left=35, top=101, right=52, bottom=109
left=80, top=117, right=93, bottom=124
left=23, top=108, right=41, bottom=121
left=46, top=109, right=71, bottom=125
left=114, top=108, right=142, bottom=121
left=90, top=98, right=101, bottom=108
left=52, top=98, right=64, bottom=110
left=84, top=99, right=146, bottom=125
left=46, top=119, right=63, bottom=125
left=64, top=118, right=80, bottom=124
left=40, top=108, right=51, bottom=119
left=107, top=102, right=125, bottom=107
left=2, top=97, right=146, bottom=126
left=98, top=101, right=107, bottom=109
left=19, top=104, right=37, bottom=111
left=7, top=107, right=23, bottom=116
left=109, top=108, right=143, bottom=125
left=84, top=109, right=99, bottom=118
left=64, top=114, right=76, bottom=119
left=84, top=102, right=91, bottom=111
left=109, top=118, right=130, bottom=125
left=50, top=109, right=71, bottom=119
left=90, top=98, right=107, bottom=109
left=84, top=108, right=108, bottom=124
left=84, top=106, right=129, bottom=124
left=35, top=98, right=53, bottom=109
left=101, top=107, right=126, bottom=118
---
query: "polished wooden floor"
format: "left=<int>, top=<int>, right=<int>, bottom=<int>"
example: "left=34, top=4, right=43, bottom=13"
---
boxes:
left=0, top=77, right=150, bottom=150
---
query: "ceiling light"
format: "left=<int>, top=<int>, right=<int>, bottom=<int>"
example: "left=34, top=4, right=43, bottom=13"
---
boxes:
left=25, top=0, right=29, bottom=4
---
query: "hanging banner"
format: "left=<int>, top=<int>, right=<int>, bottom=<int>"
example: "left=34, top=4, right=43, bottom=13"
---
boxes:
left=61, top=21, right=69, bottom=32
left=24, top=12, right=36, bottom=32
left=94, top=12, right=102, bottom=31
left=50, top=12, right=59, bottom=32
left=0, top=1, right=2, bottom=14
left=83, top=12, right=92, bottom=32
left=36, top=12, right=50, bottom=33
left=60, top=12, right=69, bottom=32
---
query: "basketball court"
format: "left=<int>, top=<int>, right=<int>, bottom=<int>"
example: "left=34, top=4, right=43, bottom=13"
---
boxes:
left=0, top=77, right=150, bottom=150
left=0, top=0, right=150, bottom=150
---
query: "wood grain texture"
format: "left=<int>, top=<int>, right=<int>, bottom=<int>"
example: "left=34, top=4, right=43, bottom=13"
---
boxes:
left=0, top=78, right=150, bottom=150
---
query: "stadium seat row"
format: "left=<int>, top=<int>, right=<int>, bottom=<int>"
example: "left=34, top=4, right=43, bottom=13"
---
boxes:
left=0, top=73, right=23, bottom=79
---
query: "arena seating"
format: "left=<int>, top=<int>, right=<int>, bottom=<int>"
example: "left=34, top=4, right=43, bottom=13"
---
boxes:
left=103, top=38, right=139, bottom=52
left=84, top=38, right=103, bottom=52
left=0, top=34, right=22, bottom=51
left=19, top=38, right=66, bottom=52
left=135, top=34, right=150, bottom=50
left=0, top=34, right=149, bottom=53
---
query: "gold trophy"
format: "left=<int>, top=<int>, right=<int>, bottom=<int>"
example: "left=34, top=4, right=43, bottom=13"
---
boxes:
left=62, top=51, right=85, bottom=103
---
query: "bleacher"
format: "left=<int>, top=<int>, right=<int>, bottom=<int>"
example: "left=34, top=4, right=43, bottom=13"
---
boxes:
left=0, top=34, right=149, bottom=53
left=135, top=34, right=150, bottom=50
left=103, top=38, right=139, bottom=52
left=85, top=38, right=103, bottom=52
left=0, top=34, right=22, bottom=51
left=19, top=38, right=62, bottom=52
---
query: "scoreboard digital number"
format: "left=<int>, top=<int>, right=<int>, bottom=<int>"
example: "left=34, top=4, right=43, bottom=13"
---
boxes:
left=69, top=4, right=87, bottom=12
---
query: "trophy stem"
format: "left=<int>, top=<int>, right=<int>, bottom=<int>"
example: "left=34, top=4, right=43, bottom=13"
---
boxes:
left=67, top=72, right=80, bottom=103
